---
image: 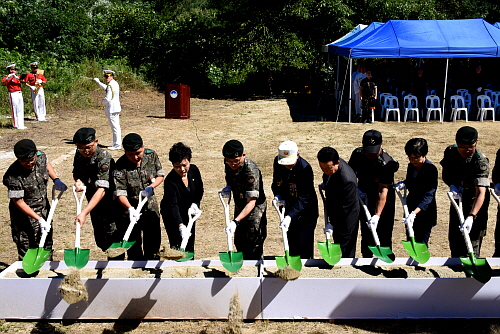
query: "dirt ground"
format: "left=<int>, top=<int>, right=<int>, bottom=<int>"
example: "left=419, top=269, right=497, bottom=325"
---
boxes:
left=1, top=90, right=500, bottom=333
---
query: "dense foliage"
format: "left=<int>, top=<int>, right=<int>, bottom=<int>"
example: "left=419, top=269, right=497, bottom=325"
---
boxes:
left=1, top=0, right=500, bottom=98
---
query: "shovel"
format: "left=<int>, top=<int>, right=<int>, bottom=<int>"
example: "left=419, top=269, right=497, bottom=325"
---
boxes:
left=317, top=184, right=342, bottom=265
left=358, top=194, right=395, bottom=263
left=176, top=210, right=202, bottom=262
left=447, top=192, right=492, bottom=284
left=23, top=186, right=66, bottom=274
left=395, top=187, right=430, bottom=263
left=272, top=199, right=302, bottom=271
left=107, top=192, right=149, bottom=251
left=64, top=186, right=90, bottom=269
left=491, top=187, right=500, bottom=206
left=218, top=191, right=243, bottom=273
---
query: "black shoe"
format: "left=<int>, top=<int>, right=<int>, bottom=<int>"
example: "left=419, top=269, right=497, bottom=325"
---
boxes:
left=353, top=114, right=362, bottom=123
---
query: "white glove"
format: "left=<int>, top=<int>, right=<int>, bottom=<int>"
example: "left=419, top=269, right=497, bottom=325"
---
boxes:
left=141, top=186, right=154, bottom=197
left=30, top=85, right=36, bottom=91
left=460, top=216, right=474, bottom=233
left=280, top=215, right=291, bottom=231
left=36, top=79, right=42, bottom=84
left=450, top=185, right=463, bottom=199
left=7, top=73, right=15, bottom=79
left=38, top=218, right=51, bottom=233
left=179, top=224, right=191, bottom=239
left=494, top=183, right=500, bottom=196
left=478, top=87, right=482, bottom=92
left=225, top=220, right=237, bottom=234
left=128, top=207, right=142, bottom=222
left=367, top=215, right=380, bottom=229
left=393, top=181, right=405, bottom=191
left=53, top=178, right=68, bottom=191
left=403, top=211, right=416, bottom=229
left=324, top=222, right=333, bottom=235
left=188, top=203, right=201, bottom=216
left=221, top=185, right=231, bottom=198
left=93, top=78, right=100, bottom=83
left=273, top=195, right=285, bottom=207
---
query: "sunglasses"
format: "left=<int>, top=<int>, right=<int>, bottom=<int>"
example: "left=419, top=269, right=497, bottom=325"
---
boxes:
left=104, top=74, right=111, bottom=78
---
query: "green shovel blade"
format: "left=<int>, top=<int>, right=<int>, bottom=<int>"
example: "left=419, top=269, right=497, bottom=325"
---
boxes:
left=318, top=240, right=342, bottom=266
left=108, top=240, right=136, bottom=250
left=402, top=237, right=430, bottom=264
left=460, top=253, right=492, bottom=284
left=219, top=251, right=244, bottom=273
left=176, top=248, right=195, bottom=262
left=276, top=250, right=302, bottom=271
left=368, top=245, right=395, bottom=263
left=22, top=247, right=52, bottom=274
left=64, top=248, right=90, bottom=269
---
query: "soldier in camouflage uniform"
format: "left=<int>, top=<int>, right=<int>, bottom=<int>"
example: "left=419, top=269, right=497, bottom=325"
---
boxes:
left=72, top=128, right=120, bottom=256
left=440, top=126, right=490, bottom=257
left=221, top=140, right=267, bottom=260
left=113, top=133, right=165, bottom=260
left=3, top=139, right=67, bottom=260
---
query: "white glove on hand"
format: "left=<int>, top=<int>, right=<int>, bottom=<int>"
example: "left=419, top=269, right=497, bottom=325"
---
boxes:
left=30, top=85, right=36, bottom=91
left=221, top=185, right=231, bottom=198
left=450, top=185, right=463, bottom=199
left=128, top=207, right=142, bottom=222
left=324, top=222, right=333, bottom=236
left=7, top=73, right=15, bottom=79
left=478, top=87, right=482, bottom=92
left=273, top=195, right=285, bottom=207
left=367, top=215, right=380, bottom=229
left=280, top=215, right=291, bottom=231
left=179, top=224, right=191, bottom=239
left=53, top=178, right=68, bottom=191
left=403, top=211, right=416, bottom=229
left=494, top=183, right=500, bottom=196
left=393, top=181, right=405, bottom=191
left=38, top=218, right=51, bottom=233
left=93, top=78, right=100, bottom=83
left=225, top=220, right=237, bottom=234
left=36, top=79, right=42, bottom=84
left=188, top=203, right=201, bottom=217
left=141, top=186, right=154, bottom=197
left=460, top=216, right=474, bottom=233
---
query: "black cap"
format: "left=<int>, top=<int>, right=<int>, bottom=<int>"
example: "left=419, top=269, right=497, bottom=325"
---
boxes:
left=456, top=126, right=478, bottom=145
left=14, top=139, right=37, bottom=159
left=362, top=129, right=383, bottom=154
left=222, top=140, right=244, bottom=158
left=73, top=128, right=96, bottom=144
left=123, top=133, right=143, bottom=151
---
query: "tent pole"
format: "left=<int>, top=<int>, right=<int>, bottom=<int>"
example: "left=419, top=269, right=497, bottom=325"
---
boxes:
left=442, top=58, right=449, bottom=124
left=348, top=58, right=352, bottom=123
left=336, top=55, right=340, bottom=116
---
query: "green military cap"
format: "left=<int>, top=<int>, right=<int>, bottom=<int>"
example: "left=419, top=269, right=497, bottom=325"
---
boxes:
left=456, top=126, right=478, bottom=145
left=222, top=140, right=244, bottom=158
left=123, top=133, right=143, bottom=151
left=14, top=139, right=37, bottom=159
left=73, top=128, right=96, bottom=144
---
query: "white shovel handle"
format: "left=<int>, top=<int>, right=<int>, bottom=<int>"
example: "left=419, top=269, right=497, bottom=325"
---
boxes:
left=395, top=187, right=415, bottom=238
left=72, top=185, right=87, bottom=249
left=447, top=191, right=474, bottom=254
left=219, top=191, right=234, bottom=252
left=318, top=184, right=332, bottom=241
left=180, top=210, right=202, bottom=249
left=358, top=193, right=381, bottom=246
left=40, top=186, right=66, bottom=247
left=272, top=199, right=290, bottom=252
left=122, top=191, right=151, bottom=242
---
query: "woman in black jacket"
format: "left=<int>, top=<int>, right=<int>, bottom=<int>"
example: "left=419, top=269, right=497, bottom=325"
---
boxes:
left=161, top=142, right=204, bottom=254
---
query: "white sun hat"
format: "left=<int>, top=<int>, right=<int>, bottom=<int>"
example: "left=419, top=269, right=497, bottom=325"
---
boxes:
left=277, top=140, right=299, bottom=165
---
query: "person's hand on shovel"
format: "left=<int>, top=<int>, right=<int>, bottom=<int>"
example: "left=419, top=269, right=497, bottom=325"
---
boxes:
left=368, top=215, right=380, bottom=229
left=128, top=207, right=142, bottom=222
left=403, top=211, right=416, bottom=230
left=225, top=220, right=238, bottom=234
left=38, top=218, right=51, bottom=233
left=280, top=215, right=291, bottom=232
left=220, top=185, right=231, bottom=198
left=53, top=178, right=68, bottom=191
left=323, top=222, right=333, bottom=235
left=393, top=181, right=405, bottom=191
left=450, top=185, right=463, bottom=200
left=273, top=195, right=285, bottom=207
left=188, top=203, right=201, bottom=217
left=179, top=224, right=191, bottom=239
left=460, top=216, right=474, bottom=233
left=494, top=183, right=500, bottom=196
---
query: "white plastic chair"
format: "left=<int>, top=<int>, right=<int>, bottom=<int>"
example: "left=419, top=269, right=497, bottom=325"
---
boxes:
left=490, top=91, right=500, bottom=116
left=449, top=95, right=468, bottom=122
left=403, top=95, right=419, bottom=122
left=379, top=93, right=392, bottom=119
left=477, top=95, right=495, bottom=122
left=425, top=95, right=442, bottom=122
left=383, top=96, right=400, bottom=122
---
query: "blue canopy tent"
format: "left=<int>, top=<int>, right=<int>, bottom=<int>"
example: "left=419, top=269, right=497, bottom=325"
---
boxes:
left=329, top=19, right=500, bottom=122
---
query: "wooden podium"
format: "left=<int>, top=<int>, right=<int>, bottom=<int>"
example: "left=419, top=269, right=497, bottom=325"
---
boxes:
left=165, top=83, right=190, bottom=119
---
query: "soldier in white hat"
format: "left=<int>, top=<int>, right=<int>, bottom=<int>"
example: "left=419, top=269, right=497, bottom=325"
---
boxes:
left=94, top=70, right=122, bottom=149
left=1, top=64, right=26, bottom=129
left=21, top=62, right=47, bottom=121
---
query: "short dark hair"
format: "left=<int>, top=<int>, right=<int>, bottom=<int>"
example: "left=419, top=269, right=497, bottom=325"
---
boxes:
left=317, top=147, right=339, bottom=164
left=169, top=142, right=192, bottom=163
left=404, top=138, right=428, bottom=157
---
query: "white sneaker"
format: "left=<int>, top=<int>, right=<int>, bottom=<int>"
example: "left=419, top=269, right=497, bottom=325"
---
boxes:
left=17, top=126, right=27, bottom=130
left=107, top=145, right=122, bottom=150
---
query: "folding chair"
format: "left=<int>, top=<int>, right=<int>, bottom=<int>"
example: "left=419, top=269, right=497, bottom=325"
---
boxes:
left=403, top=95, right=419, bottom=122
left=425, top=95, right=442, bottom=122
left=449, top=95, right=468, bottom=122
left=477, top=95, right=495, bottom=122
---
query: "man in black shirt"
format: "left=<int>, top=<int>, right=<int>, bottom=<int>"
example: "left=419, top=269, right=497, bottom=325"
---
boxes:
left=359, top=70, right=377, bottom=124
